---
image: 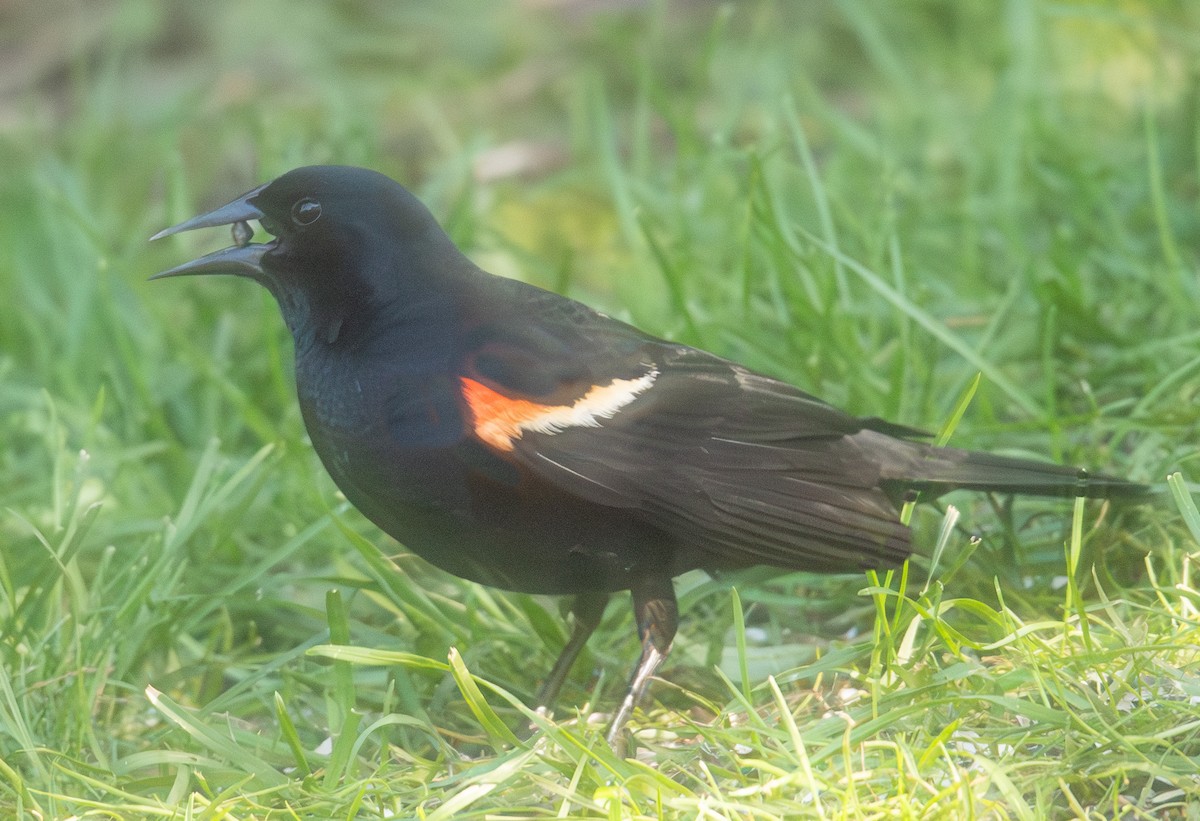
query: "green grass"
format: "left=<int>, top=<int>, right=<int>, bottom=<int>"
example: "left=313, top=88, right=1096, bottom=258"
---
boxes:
left=2, top=0, right=1199, bottom=817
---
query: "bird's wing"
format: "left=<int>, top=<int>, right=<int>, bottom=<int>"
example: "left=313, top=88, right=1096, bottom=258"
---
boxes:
left=456, top=284, right=913, bottom=572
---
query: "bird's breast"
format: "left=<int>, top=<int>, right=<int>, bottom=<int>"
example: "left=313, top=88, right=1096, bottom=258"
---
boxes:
left=295, top=348, right=465, bottom=486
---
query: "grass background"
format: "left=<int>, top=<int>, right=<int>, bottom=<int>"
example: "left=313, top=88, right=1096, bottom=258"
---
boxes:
left=2, top=0, right=1200, bottom=817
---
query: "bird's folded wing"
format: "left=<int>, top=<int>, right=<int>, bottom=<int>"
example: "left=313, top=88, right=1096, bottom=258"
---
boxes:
left=459, top=316, right=915, bottom=572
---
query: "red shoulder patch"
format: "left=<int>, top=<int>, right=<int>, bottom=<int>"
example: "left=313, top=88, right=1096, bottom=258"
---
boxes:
left=461, top=370, right=658, bottom=452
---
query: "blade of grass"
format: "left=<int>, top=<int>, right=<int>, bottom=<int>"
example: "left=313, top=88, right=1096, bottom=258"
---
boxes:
left=323, top=589, right=362, bottom=789
left=801, top=233, right=1041, bottom=417
left=145, top=686, right=288, bottom=788
left=273, top=693, right=311, bottom=778
left=447, top=647, right=522, bottom=749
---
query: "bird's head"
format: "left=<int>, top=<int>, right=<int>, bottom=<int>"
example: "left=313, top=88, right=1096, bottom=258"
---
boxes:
left=151, top=165, right=470, bottom=345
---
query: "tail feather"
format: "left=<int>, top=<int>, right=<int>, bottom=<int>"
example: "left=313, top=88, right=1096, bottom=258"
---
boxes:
left=855, top=430, right=1153, bottom=501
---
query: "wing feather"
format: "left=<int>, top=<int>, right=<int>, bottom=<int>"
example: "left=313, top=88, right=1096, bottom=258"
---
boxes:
left=460, top=281, right=913, bottom=572
left=500, top=350, right=913, bottom=571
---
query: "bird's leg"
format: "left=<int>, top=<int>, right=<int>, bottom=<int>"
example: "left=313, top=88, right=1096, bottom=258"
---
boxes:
left=606, top=575, right=678, bottom=750
left=535, top=592, right=609, bottom=714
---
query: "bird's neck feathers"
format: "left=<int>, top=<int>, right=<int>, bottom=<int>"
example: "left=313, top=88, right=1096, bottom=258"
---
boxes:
left=273, top=227, right=479, bottom=361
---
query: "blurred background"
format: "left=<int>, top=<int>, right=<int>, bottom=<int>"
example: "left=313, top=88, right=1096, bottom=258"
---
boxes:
left=1, top=0, right=1198, bottom=814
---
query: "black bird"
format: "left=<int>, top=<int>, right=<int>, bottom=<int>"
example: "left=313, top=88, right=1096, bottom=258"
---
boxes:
left=152, top=165, right=1148, bottom=744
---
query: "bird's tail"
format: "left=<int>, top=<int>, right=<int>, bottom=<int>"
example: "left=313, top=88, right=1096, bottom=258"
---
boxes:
left=855, top=429, right=1154, bottom=501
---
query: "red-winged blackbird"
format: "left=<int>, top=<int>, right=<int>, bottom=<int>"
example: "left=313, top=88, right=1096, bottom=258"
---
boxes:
left=152, top=165, right=1149, bottom=745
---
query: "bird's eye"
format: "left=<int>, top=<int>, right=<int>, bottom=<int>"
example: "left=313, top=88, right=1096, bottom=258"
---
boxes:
left=291, top=198, right=322, bottom=226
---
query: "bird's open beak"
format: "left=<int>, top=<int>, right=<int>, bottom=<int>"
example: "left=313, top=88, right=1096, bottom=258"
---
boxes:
left=149, top=182, right=271, bottom=280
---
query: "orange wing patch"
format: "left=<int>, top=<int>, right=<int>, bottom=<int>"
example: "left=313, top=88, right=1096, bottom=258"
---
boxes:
left=461, top=370, right=658, bottom=452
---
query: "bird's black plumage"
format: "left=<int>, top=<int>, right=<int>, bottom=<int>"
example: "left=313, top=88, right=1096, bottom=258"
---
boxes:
left=152, top=164, right=1149, bottom=745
